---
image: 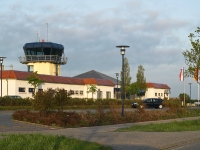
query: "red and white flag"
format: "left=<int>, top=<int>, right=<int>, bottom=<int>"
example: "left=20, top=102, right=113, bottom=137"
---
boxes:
left=179, top=67, right=184, bottom=81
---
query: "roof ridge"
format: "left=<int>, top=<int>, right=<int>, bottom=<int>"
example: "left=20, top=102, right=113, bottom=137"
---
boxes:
left=95, top=70, right=118, bottom=81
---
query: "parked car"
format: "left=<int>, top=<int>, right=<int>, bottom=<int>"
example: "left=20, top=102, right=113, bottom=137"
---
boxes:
left=132, top=98, right=163, bottom=109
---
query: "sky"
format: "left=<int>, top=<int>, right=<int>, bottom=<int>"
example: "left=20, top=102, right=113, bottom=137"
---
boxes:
left=0, top=0, right=200, bottom=99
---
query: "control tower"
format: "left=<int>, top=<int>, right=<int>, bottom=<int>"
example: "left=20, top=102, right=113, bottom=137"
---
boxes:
left=19, top=41, right=67, bottom=76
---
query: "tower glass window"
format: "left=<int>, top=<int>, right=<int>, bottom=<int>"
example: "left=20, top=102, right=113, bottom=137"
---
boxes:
left=52, top=48, right=58, bottom=55
left=28, top=65, right=34, bottom=72
left=43, top=48, right=51, bottom=55
left=34, top=47, right=43, bottom=55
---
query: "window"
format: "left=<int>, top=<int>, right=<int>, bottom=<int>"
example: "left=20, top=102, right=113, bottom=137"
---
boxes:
left=75, top=90, right=79, bottom=95
left=34, top=47, right=43, bottom=55
left=38, top=89, right=43, bottom=92
left=106, top=91, right=111, bottom=99
left=19, top=87, right=25, bottom=92
left=97, top=90, right=102, bottom=99
left=146, top=99, right=152, bottom=102
left=28, top=65, right=34, bottom=72
left=70, top=90, right=74, bottom=95
left=155, top=93, right=157, bottom=96
left=161, top=93, right=163, bottom=97
left=158, top=93, right=160, bottom=96
left=80, top=91, right=83, bottom=95
left=29, top=88, right=35, bottom=93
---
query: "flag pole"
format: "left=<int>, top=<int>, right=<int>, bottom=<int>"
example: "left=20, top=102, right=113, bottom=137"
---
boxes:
left=183, top=67, right=185, bottom=106
left=184, top=76, right=185, bottom=106
left=179, top=67, right=185, bottom=106
left=198, top=83, right=199, bottom=105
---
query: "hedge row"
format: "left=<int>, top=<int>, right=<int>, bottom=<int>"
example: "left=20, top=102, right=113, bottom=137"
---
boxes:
left=0, top=96, right=134, bottom=107
left=0, top=97, right=32, bottom=106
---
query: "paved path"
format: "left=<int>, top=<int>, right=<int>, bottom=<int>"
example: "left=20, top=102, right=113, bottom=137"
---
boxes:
left=1, top=111, right=200, bottom=150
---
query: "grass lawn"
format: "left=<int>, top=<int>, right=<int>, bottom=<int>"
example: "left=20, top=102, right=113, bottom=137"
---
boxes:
left=116, top=119, right=200, bottom=132
left=0, top=134, right=111, bottom=150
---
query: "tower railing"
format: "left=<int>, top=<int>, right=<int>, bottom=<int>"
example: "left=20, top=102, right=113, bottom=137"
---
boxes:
left=19, top=55, right=68, bottom=64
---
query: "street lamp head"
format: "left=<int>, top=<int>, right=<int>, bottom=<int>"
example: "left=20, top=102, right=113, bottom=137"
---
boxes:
left=116, top=45, right=130, bottom=55
left=0, top=57, right=6, bottom=64
left=121, top=49, right=125, bottom=55
left=115, top=73, right=119, bottom=78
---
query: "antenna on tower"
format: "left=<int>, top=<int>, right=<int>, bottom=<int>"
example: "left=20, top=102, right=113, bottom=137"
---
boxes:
left=39, top=30, right=40, bottom=42
left=46, top=22, right=48, bottom=42
left=5, top=64, right=13, bottom=70
left=36, top=31, right=38, bottom=42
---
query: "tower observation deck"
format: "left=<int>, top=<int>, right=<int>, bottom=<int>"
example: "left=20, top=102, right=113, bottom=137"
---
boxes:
left=19, top=41, right=68, bottom=76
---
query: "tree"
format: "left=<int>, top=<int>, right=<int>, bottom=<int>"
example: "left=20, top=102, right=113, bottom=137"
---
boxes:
left=32, top=88, right=55, bottom=115
left=127, top=82, right=140, bottom=96
left=179, top=93, right=190, bottom=103
left=182, top=27, right=200, bottom=80
left=121, top=57, right=132, bottom=99
left=136, top=65, right=147, bottom=96
left=87, top=84, right=97, bottom=99
left=26, top=71, right=44, bottom=95
left=53, top=88, right=71, bottom=113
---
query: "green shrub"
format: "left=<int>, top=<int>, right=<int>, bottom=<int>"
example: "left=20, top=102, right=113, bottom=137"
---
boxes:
left=32, top=88, right=55, bottom=115
left=0, top=97, right=32, bottom=106
left=53, top=88, right=71, bottom=112
left=87, top=99, right=94, bottom=105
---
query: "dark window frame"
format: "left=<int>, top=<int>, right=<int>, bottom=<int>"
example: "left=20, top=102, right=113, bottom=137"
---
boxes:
left=28, top=88, right=35, bottom=93
left=80, top=91, right=83, bottom=95
left=19, top=87, right=25, bottom=92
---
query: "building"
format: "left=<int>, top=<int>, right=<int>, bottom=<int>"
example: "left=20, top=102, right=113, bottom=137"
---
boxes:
left=145, top=82, right=171, bottom=99
left=0, top=70, right=115, bottom=99
left=74, top=70, right=121, bottom=98
left=19, top=42, right=67, bottom=76
left=0, top=69, right=171, bottom=100
left=74, top=70, right=171, bottom=100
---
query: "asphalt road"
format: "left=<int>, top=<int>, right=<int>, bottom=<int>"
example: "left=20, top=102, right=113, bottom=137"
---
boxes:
left=0, top=111, right=52, bottom=132
left=1, top=110, right=200, bottom=149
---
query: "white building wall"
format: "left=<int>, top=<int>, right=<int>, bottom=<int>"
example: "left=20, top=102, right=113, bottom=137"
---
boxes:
left=83, top=85, right=114, bottom=99
left=40, top=82, right=85, bottom=98
left=1, top=79, right=114, bottom=99
left=2, top=79, right=17, bottom=96
left=145, top=88, right=169, bottom=99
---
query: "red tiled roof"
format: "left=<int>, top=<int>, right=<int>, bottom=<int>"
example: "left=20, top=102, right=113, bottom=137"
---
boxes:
left=0, top=70, right=17, bottom=79
left=83, top=78, right=97, bottom=84
left=95, top=78, right=115, bottom=86
left=0, top=70, right=115, bottom=86
left=147, top=82, right=170, bottom=89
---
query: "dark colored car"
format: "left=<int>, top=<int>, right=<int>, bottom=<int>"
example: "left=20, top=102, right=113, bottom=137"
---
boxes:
left=132, top=98, right=163, bottom=109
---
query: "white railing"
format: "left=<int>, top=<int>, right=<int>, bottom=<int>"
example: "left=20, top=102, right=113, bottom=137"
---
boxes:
left=19, top=55, right=68, bottom=64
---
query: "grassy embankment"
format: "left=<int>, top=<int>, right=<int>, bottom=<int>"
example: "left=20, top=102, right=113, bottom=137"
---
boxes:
left=117, top=118, right=200, bottom=132
left=0, top=134, right=111, bottom=150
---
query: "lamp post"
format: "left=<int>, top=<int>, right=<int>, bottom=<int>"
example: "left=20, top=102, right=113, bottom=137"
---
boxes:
left=116, top=45, right=129, bottom=117
left=115, top=73, right=119, bottom=99
left=0, top=57, right=6, bottom=98
left=188, top=83, right=192, bottom=102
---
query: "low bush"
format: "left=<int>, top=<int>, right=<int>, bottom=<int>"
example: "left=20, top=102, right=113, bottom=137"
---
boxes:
left=13, top=105, right=200, bottom=128
left=0, top=97, right=32, bottom=106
